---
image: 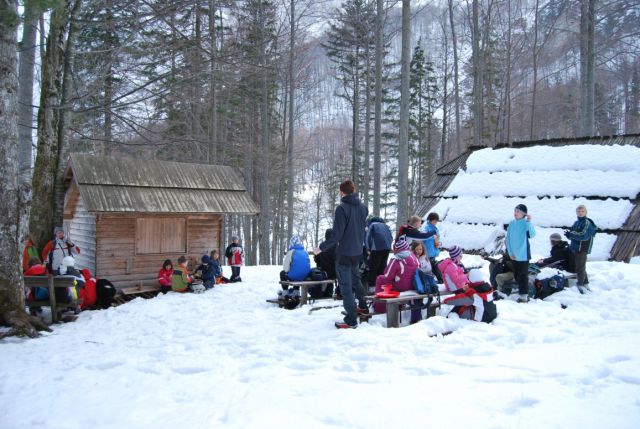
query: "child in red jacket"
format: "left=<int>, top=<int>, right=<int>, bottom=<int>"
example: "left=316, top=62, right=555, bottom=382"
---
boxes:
left=158, top=259, right=173, bottom=294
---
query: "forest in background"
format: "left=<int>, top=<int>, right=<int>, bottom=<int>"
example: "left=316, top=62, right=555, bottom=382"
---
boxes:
left=11, top=0, right=640, bottom=265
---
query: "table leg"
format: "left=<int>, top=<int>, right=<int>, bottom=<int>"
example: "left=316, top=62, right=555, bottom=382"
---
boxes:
left=386, top=303, right=399, bottom=328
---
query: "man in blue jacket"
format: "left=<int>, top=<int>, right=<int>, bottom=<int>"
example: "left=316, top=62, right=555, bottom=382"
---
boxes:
left=365, top=216, right=392, bottom=288
left=506, top=204, right=536, bottom=303
left=315, top=179, right=368, bottom=329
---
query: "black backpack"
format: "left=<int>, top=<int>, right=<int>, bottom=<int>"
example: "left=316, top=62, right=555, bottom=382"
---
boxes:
left=534, top=274, right=567, bottom=300
left=96, top=279, right=116, bottom=309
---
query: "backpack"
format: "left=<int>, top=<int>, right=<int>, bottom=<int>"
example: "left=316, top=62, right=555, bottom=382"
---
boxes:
left=309, top=267, right=328, bottom=281
left=279, top=288, right=300, bottom=310
left=534, top=274, right=567, bottom=300
left=96, top=279, right=116, bottom=309
left=413, top=270, right=438, bottom=295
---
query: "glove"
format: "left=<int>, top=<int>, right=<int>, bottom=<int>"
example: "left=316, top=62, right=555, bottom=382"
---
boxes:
left=564, top=230, right=570, bottom=238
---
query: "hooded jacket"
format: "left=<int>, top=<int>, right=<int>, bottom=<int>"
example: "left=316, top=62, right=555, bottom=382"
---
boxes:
left=314, top=229, right=337, bottom=279
left=196, top=255, right=216, bottom=282
left=506, top=218, right=536, bottom=261
left=283, top=243, right=311, bottom=281
left=320, top=193, right=368, bottom=263
left=439, top=258, right=469, bottom=292
left=377, top=250, right=420, bottom=292
left=366, top=217, right=393, bottom=251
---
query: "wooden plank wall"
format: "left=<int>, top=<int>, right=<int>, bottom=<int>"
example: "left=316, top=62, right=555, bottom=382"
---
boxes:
left=96, top=213, right=221, bottom=288
left=63, top=191, right=96, bottom=273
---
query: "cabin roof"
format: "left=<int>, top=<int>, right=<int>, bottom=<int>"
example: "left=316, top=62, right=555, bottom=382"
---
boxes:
left=416, top=134, right=640, bottom=262
left=67, top=154, right=260, bottom=214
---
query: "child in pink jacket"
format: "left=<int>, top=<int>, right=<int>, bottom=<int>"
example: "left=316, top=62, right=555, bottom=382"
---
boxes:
left=439, top=246, right=469, bottom=292
left=373, top=236, right=419, bottom=313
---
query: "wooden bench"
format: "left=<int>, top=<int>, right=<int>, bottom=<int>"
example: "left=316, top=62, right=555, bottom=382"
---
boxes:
left=278, top=279, right=337, bottom=306
left=369, top=291, right=452, bottom=328
left=24, top=275, right=81, bottom=323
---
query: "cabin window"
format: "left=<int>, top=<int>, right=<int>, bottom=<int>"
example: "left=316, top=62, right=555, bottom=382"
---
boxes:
left=136, top=218, right=186, bottom=254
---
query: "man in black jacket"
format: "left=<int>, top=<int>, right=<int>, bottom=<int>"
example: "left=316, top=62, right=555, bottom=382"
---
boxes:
left=315, top=180, right=368, bottom=329
left=536, top=233, right=575, bottom=273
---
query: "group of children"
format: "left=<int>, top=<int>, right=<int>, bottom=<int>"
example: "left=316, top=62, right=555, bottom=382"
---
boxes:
left=284, top=201, right=596, bottom=325
left=22, top=227, right=115, bottom=317
left=157, top=236, right=245, bottom=293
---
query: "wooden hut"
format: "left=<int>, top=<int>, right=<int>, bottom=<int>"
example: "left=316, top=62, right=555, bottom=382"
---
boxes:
left=416, top=134, right=640, bottom=262
left=62, top=154, right=259, bottom=288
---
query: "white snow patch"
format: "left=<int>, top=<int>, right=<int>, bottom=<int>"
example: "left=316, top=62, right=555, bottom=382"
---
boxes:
left=2, top=264, right=640, bottom=429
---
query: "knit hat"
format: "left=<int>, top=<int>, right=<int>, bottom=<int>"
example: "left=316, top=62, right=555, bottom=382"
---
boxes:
left=393, top=236, right=411, bottom=253
left=201, top=254, right=212, bottom=264
left=448, top=245, right=463, bottom=260
left=231, top=235, right=239, bottom=241
left=549, top=233, right=562, bottom=242
left=54, top=226, right=64, bottom=234
left=289, top=235, right=302, bottom=248
left=515, top=204, right=528, bottom=215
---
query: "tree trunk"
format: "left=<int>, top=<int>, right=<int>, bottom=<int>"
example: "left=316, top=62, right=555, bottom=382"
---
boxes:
left=29, top=3, right=71, bottom=249
left=17, top=3, right=40, bottom=185
left=286, top=0, right=295, bottom=240
left=0, top=0, right=51, bottom=338
left=580, top=0, right=596, bottom=136
left=53, top=0, right=82, bottom=229
left=448, top=0, right=461, bottom=156
left=373, top=0, right=383, bottom=217
left=351, top=63, right=360, bottom=183
left=471, top=0, right=483, bottom=147
left=396, top=0, right=411, bottom=228
left=363, top=44, right=371, bottom=206
left=209, top=0, right=218, bottom=163
left=530, top=0, right=540, bottom=140
left=441, top=14, right=449, bottom=167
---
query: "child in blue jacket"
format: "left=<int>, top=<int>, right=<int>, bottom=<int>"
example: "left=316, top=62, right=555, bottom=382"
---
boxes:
left=506, top=204, right=536, bottom=303
left=565, top=204, right=597, bottom=293
left=281, top=235, right=311, bottom=284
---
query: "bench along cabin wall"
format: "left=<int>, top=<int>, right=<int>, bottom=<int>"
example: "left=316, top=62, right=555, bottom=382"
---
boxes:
left=95, top=213, right=222, bottom=288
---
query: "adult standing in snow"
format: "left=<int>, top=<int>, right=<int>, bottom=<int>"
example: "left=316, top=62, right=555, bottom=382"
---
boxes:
left=565, top=205, right=597, bottom=294
left=315, top=179, right=368, bottom=329
left=506, top=204, right=536, bottom=303
left=423, top=212, right=443, bottom=283
left=365, top=216, right=393, bottom=288
left=225, top=235, right=244, bottom=282
left=41, top=227, right=80, bottom=274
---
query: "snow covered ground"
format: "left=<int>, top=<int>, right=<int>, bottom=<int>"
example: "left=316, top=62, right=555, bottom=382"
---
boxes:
left=2, top=263, right=640, bottom=429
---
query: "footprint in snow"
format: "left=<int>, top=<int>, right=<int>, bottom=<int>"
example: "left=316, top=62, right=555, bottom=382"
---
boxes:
left=605, top=355, right=632, bottom=363
left=172, top=366, right=210, bottom=375
left=505, top=396, right=539, bottom=414
left=86, top=361, right=123, bottom=371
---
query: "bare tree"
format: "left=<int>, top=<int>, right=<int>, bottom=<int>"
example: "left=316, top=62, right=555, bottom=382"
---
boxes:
left=448, top=0, right=461, bottom=155
left=373, top=0, right=384, bottom=216
left=580, top=0, right=596, bottom=136
left=396, top=0, right=410, bottom=228
left=0, top=0, right=50, bottom=338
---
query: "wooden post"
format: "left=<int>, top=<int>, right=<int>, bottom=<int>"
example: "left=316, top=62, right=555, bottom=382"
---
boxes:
left=48, top=275, right=58, bottom=323
left=386, top=302, right=400, bottom=328
left=299, top=284, right=308, bottom=306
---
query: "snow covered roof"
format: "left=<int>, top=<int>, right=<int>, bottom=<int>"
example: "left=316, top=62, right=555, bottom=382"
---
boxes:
left=417, top=134, right=640, bottom=262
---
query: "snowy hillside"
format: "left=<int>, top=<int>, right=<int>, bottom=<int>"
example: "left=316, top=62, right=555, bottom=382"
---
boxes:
left=426, top=144, right=640, bottom=259
left=2, top=264, right=640, bottom=429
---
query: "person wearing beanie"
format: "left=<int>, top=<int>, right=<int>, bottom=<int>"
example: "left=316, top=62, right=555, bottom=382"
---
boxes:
left=423, top=212, right=443, bottom=283
left=314, top=179, right=368, bottom=329
left=565, top=204, right=597, bottom=293
left=281, top=235, right=311, bottom=283
left=225, top=235, right=244, bottom=282
left=506, top=204, right=536, bottom=303
left=438, top=246, right=470, bottom=292
left=41, top=226, right=80, bottom=274
left=195, top=254, right=217, bottom=289
left=536, top=233, right=574, bottom=272
left=372, top=235, right=420, bottom=314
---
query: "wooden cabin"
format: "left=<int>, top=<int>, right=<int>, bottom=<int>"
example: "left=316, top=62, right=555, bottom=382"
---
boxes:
left=62, top=154, right=259, bottom=288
